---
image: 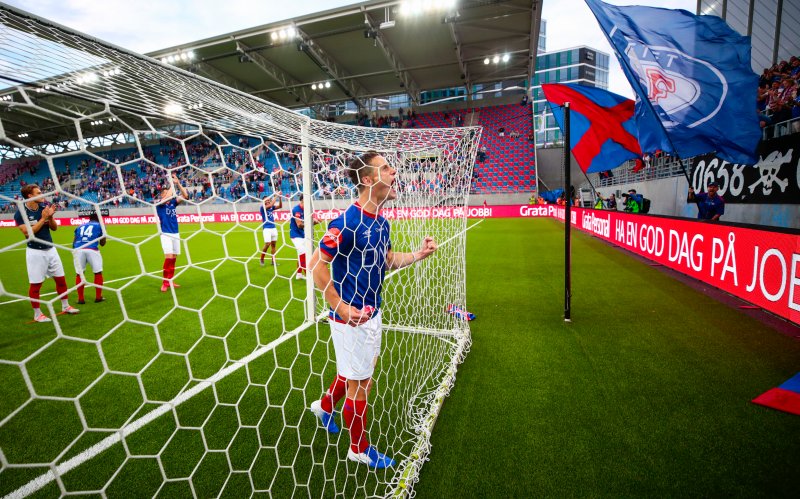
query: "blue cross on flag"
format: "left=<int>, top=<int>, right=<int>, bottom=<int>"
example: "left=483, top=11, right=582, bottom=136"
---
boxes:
left=585, top=0, right=761, bottom=165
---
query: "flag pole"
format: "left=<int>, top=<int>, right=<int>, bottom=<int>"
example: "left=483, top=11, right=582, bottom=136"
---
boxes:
left=533, top=109, right=541, bottom=200
left=563, top=102, right=572, bottom=323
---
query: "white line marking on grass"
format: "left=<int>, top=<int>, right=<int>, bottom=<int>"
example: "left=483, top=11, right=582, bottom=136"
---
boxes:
left=3, top=218, right=480, bottom=498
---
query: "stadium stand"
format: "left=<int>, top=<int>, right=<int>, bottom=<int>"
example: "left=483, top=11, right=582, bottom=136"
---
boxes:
left=0, top=103, right=539, bottom=211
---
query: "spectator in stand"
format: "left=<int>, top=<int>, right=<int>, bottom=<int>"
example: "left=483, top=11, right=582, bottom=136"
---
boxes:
left=594, top=192, right=605, bottom=209
left=688, top=182, right=724, bottom=221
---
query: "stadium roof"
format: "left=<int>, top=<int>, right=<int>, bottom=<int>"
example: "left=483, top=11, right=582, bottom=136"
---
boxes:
left=147, top=0, right=543, bottom=110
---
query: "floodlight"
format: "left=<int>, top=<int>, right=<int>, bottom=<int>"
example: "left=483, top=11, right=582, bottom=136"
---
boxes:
left=502, top=54, right=510, bottom=62
left=271, top=32, right=278, bottom=41
left=492, top=55, right=500, bottom=64
left=483, top=58, right=490, bottom=65
left=325, top=81, right=331, bottom=88
left=312, top=83, right=317, bottom=90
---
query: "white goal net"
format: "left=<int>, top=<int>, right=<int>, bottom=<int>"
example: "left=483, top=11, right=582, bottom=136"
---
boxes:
left=0, top=5, right=479, bottom=498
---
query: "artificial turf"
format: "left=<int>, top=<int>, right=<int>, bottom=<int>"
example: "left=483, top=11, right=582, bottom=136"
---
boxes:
left=0, top=217, right=798, bottom=497
left=415, top=218, right=800, bottom=498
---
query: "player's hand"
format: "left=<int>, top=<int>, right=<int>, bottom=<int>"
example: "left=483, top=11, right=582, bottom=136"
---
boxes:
left=688, top=187, right=695, bottom=193
left=415, top=236, right=437, bottom=261
left=336, top=304, right=372, bottom=326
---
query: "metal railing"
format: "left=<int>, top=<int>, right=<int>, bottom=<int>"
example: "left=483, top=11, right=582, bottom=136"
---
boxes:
left=587, top=156, right=691, bottom=189
left=762, top=117, right=800, bottom=141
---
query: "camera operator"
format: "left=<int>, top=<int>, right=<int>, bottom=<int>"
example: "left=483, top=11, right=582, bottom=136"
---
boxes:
left=621, top=189, right=643, bottom=213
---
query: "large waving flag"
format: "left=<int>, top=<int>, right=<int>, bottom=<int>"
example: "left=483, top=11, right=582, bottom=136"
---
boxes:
left=585, top=0, right=760, bottom=165
left=542, top=83, right=641, bottom=173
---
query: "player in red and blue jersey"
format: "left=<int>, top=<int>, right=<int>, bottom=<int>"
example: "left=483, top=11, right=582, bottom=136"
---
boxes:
left=156, top=173, right=189, bottom=292
left=72, top=212, right=107, bottom=304
left=289, top=197, right=318, bottom=279
left=307, top=151, right=437, bottom=469
left=259, top=193, right=282, bottom=267
left=14, top=184, right=79, bottom=322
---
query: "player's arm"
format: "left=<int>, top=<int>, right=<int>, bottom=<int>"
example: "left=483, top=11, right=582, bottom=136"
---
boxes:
left=309, top=249, right=371, bottom=326
left=172, top=174, right=189, bottom=204
left=386, top=236, right=437, bottom=270
left=273, top=197, right=283, bottom=209
left=294, top=211, right=305, bottom=229
left=687, top=187, right=697, bottom=202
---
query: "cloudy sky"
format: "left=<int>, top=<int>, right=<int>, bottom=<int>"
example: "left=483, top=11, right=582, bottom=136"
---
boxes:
left=6, top=0, right=696, bottom=98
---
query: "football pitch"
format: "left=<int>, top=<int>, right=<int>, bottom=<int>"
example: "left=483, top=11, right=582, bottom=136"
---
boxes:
left=0, top=217, right=799, bottom=497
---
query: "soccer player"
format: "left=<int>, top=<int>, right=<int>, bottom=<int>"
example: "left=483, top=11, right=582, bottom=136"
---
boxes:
left=73, top=212, right=107, bottom=304
left=289, top=197, right=318, bottom=279
left=156, top=173, right=188, bottom=292
left=14, top=184, right=79, bottom=322
left=259, top=193, right=282, bottom=266
left=307, top=151, right=437, bottom=469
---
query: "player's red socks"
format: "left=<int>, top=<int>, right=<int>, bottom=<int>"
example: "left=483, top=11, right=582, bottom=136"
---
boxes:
left=94, top=273, right=103, bottom=300
left=53, top=276, right=69, bottom=308
left=260, top=251, right=266, bottom=264
left=298, top=253, right=307, bottom=275
left=163, top=257, right=176, bottom=284
left=343, top=398, right=369, bottom=453
left=75, top=274, right=85, bottom=302
left=320, top=374, right=347, bottom=414
left=29, top=282, right=42, bottom=308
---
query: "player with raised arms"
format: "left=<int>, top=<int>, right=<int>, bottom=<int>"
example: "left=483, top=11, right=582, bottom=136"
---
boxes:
left=289, top=197, right=318, bottom=279
left=156, top=173, right=188, bottom=292
left=259, top=193, right=282, bottom=266
left=14, top=184, right=79, bottom=322
left=73, top=211, right=107, bottom=304
left=307, top=151, right=437, bottom=469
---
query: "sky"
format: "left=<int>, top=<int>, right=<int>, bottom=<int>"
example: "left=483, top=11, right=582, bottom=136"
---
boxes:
left=5, top=0, right=696, bottom=99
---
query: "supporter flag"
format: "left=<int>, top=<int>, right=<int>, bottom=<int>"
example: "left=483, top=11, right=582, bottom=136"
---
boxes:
left=542, top=82, right=642, bottom=173
left=585, top=0, right=761, bottom=165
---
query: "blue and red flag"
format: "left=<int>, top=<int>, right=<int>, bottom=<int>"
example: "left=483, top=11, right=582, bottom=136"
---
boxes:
left=542, top=82, right=642, bottom=173
left=585, top=0, right=760, bottom=165
left=752, top=372, right=800, bottom=416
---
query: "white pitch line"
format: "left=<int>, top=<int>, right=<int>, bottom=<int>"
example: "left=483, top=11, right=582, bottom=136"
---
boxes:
left=3, top=217, right=482, bottom=499
left=0, top=254, right=294, bottom=306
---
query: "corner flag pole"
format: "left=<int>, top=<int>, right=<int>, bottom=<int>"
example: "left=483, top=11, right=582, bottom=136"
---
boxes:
left=563, top=102, right=572, bottom=322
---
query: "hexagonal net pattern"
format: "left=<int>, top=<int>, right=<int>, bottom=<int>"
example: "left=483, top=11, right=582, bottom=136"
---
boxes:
left=0, top=5, right=481, bottom=498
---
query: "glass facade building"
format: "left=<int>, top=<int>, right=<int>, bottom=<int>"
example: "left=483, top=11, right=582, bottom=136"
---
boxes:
left=532, top=46, right=611, bottom=146
left=698, top=0, right=800, bottom=72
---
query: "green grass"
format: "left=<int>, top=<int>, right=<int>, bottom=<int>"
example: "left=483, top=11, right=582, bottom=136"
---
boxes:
left=0, top=217, right=798, bottom=497
left=415, top=218, right=800, bottom=498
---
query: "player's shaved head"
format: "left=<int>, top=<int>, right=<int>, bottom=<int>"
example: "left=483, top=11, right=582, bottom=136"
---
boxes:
left=349, top=151, right=381, bottom=190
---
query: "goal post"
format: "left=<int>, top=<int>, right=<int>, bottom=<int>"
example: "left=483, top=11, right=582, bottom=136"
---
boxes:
left=0, top=4, right=480, bottom=498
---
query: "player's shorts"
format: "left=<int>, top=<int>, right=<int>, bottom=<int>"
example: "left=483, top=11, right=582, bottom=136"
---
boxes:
left=329, top=310, right=382, bottom=381
left=262, top=228, right=279, bottom=243
left=73, top=249, right=103, bottom=274
left=291, top=237, right=308, bottom=255
left=160, top=233, right=181, bottom=255
left=26, top=247, right=65, bottom=283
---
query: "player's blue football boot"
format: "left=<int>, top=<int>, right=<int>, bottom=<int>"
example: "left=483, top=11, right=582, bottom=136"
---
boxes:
left=347, top=445, right=396, bottom=469
left=309, top=400, right=339, bottom=433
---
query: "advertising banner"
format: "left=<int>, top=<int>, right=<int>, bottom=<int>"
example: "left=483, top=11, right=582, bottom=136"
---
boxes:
left=569, top=208, right=800, bottom=325
left=689, top=134, right=800, bottom=204
left=5, top=203, right=797, bottom=325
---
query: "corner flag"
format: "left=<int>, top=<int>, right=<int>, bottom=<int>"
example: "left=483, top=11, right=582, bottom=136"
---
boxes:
left=585, top=0, right=761, bottom=165
left=542, top=83, right=641, bottom=173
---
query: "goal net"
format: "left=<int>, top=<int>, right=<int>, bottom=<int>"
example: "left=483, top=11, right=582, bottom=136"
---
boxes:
left=0, top=5, right=480, bottom=498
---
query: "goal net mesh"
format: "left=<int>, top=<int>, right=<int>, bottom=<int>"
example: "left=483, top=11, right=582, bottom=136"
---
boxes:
left=0, top=5, right=480, bottom=498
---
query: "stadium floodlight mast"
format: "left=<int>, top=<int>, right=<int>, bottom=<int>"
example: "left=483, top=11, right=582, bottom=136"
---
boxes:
left=0, top=3, right=479, bottom=498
